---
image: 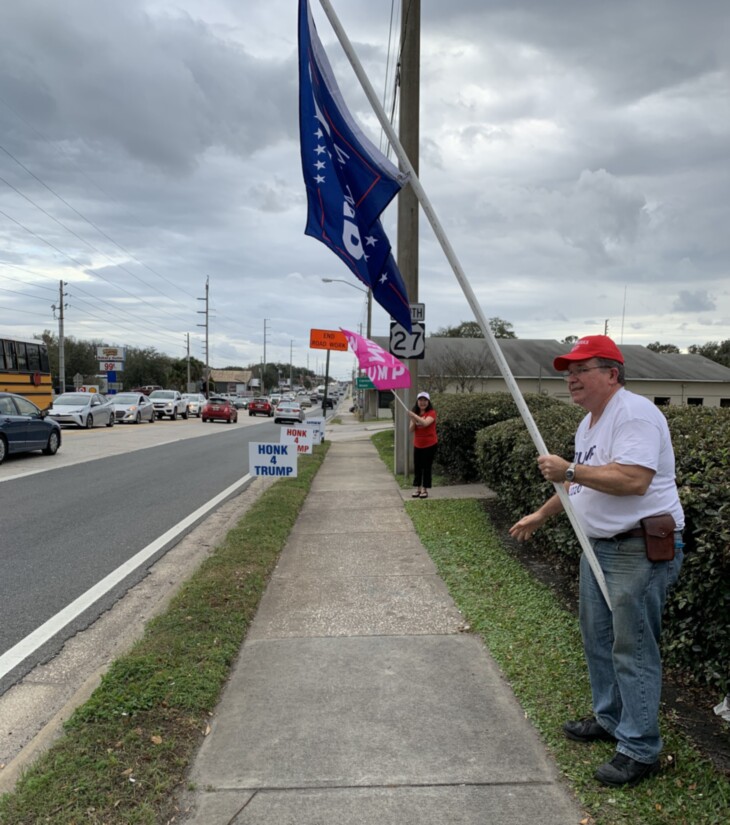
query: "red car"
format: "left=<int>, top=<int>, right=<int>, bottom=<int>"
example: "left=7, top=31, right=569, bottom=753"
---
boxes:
left=248, top=397, right=273, bottom=417
left=201, top=396, right=238, bottom=423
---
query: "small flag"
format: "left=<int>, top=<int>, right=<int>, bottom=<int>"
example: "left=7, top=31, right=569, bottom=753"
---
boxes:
left=299, top=0, right=412, bottom=332
left=341, top=328, right=411, bottom=390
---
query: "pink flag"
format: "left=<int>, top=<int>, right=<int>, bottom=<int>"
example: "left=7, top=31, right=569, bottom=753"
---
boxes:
left=341, top=328, right=411, bottom=390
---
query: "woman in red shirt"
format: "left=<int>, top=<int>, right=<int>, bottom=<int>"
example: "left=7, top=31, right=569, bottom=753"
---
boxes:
left=408, top=391, right=437, bottom=498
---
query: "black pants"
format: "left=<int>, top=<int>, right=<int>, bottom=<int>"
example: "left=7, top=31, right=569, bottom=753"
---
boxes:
left=413, top=444, right=437, bottom=489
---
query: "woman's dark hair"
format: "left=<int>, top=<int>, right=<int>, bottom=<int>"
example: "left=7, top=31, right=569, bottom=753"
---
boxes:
left=412, top=397, right=434, bottom=414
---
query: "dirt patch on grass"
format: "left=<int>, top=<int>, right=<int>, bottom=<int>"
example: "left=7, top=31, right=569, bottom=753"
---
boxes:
left=482, top=499, right=730, bottom=779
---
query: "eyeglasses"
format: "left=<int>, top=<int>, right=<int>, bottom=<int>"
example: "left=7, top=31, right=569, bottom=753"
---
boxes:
left=562, top=366, right=607, bottom=379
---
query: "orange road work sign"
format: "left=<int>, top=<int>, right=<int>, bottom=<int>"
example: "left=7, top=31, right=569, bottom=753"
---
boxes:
left=309, top=329, right=348, bottom=351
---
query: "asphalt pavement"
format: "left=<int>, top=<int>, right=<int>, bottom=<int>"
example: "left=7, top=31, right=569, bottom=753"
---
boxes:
left=180, top=407, right=585, bottom=824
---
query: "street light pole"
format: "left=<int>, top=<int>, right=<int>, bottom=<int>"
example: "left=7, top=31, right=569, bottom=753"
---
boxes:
left=320, top=276, right=370, bottom=327
left=321, top=277, right=373, bottom=417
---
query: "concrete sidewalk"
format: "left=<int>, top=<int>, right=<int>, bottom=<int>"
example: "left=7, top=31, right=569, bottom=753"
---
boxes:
left=181, top=412, right=584, bottom=823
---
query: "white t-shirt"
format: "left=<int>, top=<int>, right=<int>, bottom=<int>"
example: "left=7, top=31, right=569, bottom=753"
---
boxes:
left=568, top=388, right=684, bottom=538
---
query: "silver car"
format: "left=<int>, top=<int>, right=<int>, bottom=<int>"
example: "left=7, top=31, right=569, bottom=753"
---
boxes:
left=110, top=392, right=156, bottom=424
left=48, top=392, right=115, bottom=429
left=273, top=401, right=305, bottom=424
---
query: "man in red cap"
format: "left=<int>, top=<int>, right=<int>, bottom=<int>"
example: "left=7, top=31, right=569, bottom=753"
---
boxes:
left=510, top=335, right=684, bottom=787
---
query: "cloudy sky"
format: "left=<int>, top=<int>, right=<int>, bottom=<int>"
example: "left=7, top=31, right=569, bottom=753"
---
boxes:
left=1, top=0, right=728, bottom=379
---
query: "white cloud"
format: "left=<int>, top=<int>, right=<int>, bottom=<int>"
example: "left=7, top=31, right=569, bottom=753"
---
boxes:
left=0, top=0, right=728, bottom=368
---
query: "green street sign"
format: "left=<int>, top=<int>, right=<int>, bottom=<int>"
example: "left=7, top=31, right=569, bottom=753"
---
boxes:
left=356, top=376, right=375, bottom=390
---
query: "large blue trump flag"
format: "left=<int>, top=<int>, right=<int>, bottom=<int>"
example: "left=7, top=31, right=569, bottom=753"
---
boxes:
left=298, top=0, right=412, bottom=332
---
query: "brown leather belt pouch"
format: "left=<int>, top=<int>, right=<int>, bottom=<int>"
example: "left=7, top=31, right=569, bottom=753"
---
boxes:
left=640, top=513, right=676, bottom=561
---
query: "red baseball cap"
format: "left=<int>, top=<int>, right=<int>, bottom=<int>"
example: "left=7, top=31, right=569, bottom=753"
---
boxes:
left=553, top=335, right=624, bottom=371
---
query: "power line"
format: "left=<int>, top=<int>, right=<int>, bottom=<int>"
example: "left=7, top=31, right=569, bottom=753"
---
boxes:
left=0, top=284, right=54, bottom=302
left=0, top=206, right=195, bottom=328
left=0, top=272, right=58, bottom=293
left=0, top=173, right=195, bottom=326
left=68, top=301, right=183, bottom=350
left=380, top=0, right=401, bottom=158
left=0, top=117, right=199, bottom=302
left=68, top=285, right=187, bottom=347
left=1, top=259, right=188, bottom=344
left=0, top=260, right=63, bottom=284
left=1, top=305, right=48, bottom=319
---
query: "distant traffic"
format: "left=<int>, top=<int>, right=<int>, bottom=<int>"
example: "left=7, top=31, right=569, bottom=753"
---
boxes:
left=0, top=381, right=344, bottom=468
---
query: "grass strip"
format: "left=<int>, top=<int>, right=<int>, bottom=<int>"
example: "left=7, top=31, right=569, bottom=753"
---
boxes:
left=371, top=430, right=729, bottom=825
left=372, top=425, right=448, bottom=490
left=0, top=443, right=329, bottom=825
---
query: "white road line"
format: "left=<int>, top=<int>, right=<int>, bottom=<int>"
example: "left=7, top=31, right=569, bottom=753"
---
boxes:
left=0, top=417, right=267, bottom=483
left=0, top=472, right=253, bottom=681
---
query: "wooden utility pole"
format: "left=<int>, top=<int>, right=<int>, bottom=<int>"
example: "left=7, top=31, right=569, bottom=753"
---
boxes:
left=197, top=277, right=210, bottom=396
left=57, top=280, right=67, bottom=394
left=395, top=0, right=420, bottom=475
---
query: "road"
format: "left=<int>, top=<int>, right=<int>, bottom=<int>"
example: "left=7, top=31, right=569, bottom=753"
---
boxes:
left=0, top=413, right=291, bottom=692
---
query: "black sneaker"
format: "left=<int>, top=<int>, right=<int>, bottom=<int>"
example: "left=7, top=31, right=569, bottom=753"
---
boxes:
left=595, top=752, right=660, bottom=787
left=563, top=717, right=616, bottom=743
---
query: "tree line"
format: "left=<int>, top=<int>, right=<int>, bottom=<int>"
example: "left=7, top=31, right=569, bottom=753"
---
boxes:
left=431, top=320, right=730, bottom=368
left=37, top=331, right=317, bottom=393
left=36, top=324, right=730, bottom=394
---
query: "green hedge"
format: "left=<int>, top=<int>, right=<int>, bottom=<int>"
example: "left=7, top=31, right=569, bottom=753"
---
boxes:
left=448, top=394, right=729, bottom=693
left=662, top=407, right=730, bottom=688
left=475, top=404, right=585, bottom=559
left=432, top=392, right=559, bottom=481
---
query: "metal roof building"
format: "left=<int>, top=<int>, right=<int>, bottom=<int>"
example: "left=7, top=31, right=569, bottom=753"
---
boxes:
left=373, top=338, right=730, bottom=408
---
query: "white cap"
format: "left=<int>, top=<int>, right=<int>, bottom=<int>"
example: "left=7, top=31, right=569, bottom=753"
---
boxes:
left=417, top=391, right=430, bottom=400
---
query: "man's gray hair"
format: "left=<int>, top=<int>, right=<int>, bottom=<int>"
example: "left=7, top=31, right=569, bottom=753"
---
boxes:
left=597, top=358, right=625, bottom=385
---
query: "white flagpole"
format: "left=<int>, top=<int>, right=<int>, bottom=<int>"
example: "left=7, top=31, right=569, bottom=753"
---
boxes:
left=392, top=392, right=410, bottom=413
left=318, top=0, right=611, bottom=609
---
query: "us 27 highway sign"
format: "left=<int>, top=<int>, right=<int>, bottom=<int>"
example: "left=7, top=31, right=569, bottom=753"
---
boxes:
left=389, top=322, right=425, bottom=359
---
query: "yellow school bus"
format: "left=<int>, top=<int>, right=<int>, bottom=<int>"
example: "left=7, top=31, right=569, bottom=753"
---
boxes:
left=0, top=336, right=54, bottom=409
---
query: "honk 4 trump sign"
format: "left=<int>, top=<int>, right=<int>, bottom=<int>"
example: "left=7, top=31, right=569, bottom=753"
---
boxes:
left=249, top=442, right=298, bottom=477
left=280, top=425, right=314, bottom=454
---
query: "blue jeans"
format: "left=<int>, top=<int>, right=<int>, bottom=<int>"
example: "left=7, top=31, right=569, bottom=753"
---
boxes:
left=579, top=536, right=683, bottom=763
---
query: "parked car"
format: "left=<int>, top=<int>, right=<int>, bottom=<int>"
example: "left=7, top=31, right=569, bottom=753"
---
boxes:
left=110, top=392, right=156, bottom=424
left=182, top=393, right=207, bottom=418
left=47, top=392, right=115, bottom=428
left=202, top=396, right=238, bottom=423
left=148, top=389, right=188, bottom=420
left=274, top=401, right=305, bottom=424
left=0, top=391, right=62, bottom=465
left=248, top=397, right=273, bottom=417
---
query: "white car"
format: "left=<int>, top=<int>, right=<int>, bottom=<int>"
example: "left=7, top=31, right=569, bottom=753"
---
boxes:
left=149, top=389, right=188, bottom=420
left=182, top=393, right=207, bottom=418
left=110, top=392, right=156, bottom=424
left=48, top=392, right=115, bottom=429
